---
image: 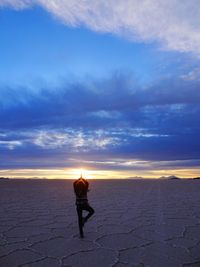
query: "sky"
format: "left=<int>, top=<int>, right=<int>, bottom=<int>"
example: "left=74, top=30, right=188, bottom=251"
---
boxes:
left=0, top=0, right=200, bottom=179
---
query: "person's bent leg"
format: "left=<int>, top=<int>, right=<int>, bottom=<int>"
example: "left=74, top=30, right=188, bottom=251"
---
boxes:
left=76, top=205, right=84, bottom=238
left=83, top=204, right=95, bottom=223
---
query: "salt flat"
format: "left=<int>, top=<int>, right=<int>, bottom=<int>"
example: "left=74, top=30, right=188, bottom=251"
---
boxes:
left=0, top=179, right=200, bottom=267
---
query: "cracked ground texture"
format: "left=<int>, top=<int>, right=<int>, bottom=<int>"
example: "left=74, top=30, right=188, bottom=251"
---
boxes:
left=1, top=179, right=200, bottom=267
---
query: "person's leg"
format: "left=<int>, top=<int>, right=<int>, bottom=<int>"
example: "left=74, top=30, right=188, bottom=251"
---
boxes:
left=83, top=203, right=95, bottom=224
left=76, top=205, right=84, bottom=238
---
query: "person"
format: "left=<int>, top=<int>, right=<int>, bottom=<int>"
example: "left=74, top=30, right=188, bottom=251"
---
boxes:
left=73, top=175, right=95, bottom=238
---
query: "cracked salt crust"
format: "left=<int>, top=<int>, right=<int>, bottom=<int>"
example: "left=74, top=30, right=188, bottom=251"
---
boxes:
left=0, top=179, right=200, bottom=266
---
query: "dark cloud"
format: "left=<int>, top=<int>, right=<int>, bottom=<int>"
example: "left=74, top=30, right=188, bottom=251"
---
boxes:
left=1, top=73, right=200, bottom=171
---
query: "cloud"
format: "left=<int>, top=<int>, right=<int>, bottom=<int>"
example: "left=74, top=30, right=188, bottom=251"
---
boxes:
left=181, top=67, right=200, bottom=81
left=1, top=72, right=200, bottom=172
left=0, top=0, right=31, bottom=9
left=1, top=73, right=200, bottom=132
left=0, top=140, right=22, bottom=150
left=1, top=0, right=200, bottom=55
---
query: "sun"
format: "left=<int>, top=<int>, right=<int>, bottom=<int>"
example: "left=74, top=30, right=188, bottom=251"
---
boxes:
left=72, top=168, right=93, bottom=179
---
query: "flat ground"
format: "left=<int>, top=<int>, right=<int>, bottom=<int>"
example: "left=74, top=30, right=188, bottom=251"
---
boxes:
left=0, top=179, right=200, bottom=267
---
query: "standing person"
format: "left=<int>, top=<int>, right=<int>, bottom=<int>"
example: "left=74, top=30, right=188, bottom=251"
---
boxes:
left=73, top=175, right=95, bottom=238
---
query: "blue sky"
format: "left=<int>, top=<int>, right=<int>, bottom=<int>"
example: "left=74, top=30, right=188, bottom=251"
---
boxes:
left=0, top=1, right=200, bottom=178
left=0, top=7, right=172, bottom=86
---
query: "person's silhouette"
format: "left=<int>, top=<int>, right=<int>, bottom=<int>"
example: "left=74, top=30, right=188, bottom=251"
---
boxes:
left=73, top=175, right=95, bottom=238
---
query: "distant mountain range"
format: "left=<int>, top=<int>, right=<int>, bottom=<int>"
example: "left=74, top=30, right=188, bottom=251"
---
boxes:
left=0, top=176, right=200, bottom=180
left=129, top=175, right=181, bottom=180
left=128, top=176, right=144, bottom=179
left=0, top=177, right=9, bottom=180
left=129, top=175, right=200, bottom=180
left=159, top=175, right=180, bottom=180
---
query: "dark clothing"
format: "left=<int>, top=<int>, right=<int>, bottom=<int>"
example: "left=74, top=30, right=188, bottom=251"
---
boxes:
left=76, top=198, right=88, bottom=205
left=73, top=179, right=89, bottom=199
left=76, top=201, right=94, bottom=238
left=73, top=178, right=95, bottom=238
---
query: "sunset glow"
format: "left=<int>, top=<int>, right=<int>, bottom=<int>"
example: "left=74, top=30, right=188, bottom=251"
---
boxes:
left=0, top=2, right=200, bottom=179
left=1, top=167, right=200, bottom=179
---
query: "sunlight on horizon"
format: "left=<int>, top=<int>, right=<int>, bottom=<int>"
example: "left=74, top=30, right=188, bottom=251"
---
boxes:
left=70, top=168, right=94, bottom=179
left=0, top=167, right=200, bottom=179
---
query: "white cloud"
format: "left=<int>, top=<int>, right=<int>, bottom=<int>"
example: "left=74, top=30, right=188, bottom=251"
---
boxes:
left=181, top=67, right=200, bottom=81
left=0, top=0, right=32, bottom=9
left=1, top=0, right=200, bottom=55
left=0, top=140, right=22, bottom=150
left=32, top=130, right=116, bottom=150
